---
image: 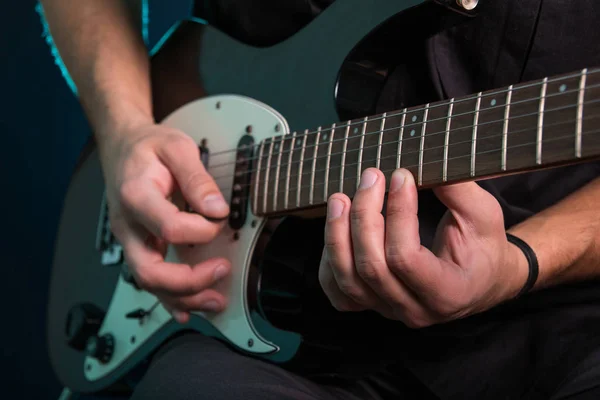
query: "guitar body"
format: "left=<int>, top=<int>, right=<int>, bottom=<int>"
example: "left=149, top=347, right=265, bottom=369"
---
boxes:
left=47, top=0, right=481, bottom=394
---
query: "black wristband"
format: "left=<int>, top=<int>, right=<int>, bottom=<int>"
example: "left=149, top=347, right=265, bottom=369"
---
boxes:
left=506, top=233, right=539, bottom=299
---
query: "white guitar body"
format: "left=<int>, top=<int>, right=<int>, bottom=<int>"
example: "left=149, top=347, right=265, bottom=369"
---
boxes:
left=85, top=95, right=288, bottom=381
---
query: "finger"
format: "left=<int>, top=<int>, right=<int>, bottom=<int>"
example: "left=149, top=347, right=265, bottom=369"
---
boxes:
left=117, top=221, right=230, bottom=296
left=352, top=168, right=424, bottom=312
left=161, top=302, right=190, bottom=324
left=156, top=135, right=229, bottom=219
left=120, top=178, right=223, bottom=244
left=432, top=181, right=504, bottom=235
left=318, top=249, right=365, bottom=312
left=351, top=168, right=387, bottom=284
left=325, top=193, right=379, bottom=307
left=385, top=169, right=440, bottom=294
left=162, top=288, right=227, bottom=314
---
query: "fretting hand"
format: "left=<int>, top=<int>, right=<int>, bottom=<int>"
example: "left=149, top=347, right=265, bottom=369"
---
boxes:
left=319, top=167, right=528, bottom=327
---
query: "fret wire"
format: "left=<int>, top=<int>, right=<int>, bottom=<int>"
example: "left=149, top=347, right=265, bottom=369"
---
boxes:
left=237, top=128, right=600, bottom=204
left=502, top=85, right=513, bottom=171
left=443, top=99, right=454, bottom=182
left=262, top=139, right=274, bottom=213
left=214, top=81, right=600, bottom=174
left=471, top=92, right=482, bottom=177
left=254, top=140, right=266, bottom=213
left=272, top=136, right=284, bottom=210
left=357, top=117, right=368, bottom=188
left=418, top=104, right=429, bottom=185
left=283, top=131, right=296, bottom=209
left=377, top=113, right=386, bottom=169
left=296, top=129, right=308, bottom=207
left=577, top=68, right=588, bottom=158
left=221, top=93, right=600, bottom=184
left=537, top=78, right=548, bottom=164
left=284, top=115, right=597, bottom=187
left=324, top=123, right=335, bottom=200
left=309, top=127, right=321, bottom=205
left=340, top=122, right=350, bottom=192
left=397, top=108, right=407, bottom=169
left=242, top=126, right=600, bottom=201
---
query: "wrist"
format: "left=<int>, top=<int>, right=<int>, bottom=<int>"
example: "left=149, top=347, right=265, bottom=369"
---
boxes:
left=95, top=102, right=154, bottom=152
left=96, top=97, right=154, bottom=133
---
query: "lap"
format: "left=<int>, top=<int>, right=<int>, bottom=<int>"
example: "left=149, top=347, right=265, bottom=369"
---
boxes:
left=130, top=326, right=600, bottom=400
left=130, top=333, right=374, bottom=400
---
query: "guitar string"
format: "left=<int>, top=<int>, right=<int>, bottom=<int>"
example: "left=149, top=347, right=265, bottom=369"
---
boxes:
left=211, top=98, right=600, bottom=183
left=206, top=85, right=600, bottom=176
left=203, top=68, right=598, bottom=160
left=220, top=113, right=600, bottom=189
left=207, top=97, right=600, bottom=184
left=208, top=128, right=600, bottom=205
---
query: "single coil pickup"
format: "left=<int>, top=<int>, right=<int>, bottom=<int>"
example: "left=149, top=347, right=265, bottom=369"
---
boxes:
left=229, top=134, right=255, bottom=230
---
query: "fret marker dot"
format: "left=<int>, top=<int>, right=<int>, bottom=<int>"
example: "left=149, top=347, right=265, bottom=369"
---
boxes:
left=412, top=115, right=418, bottom=122
left=490, top=99, right=497, bottom=106
left=559, top=84, right=567, bottom=92
left=353, top=127, right=359, bottom=134
left=297, top=139, right=302, bottom=147
left=274, top=143, right=279, bottom=150
left=323, top=133, right=328, bottom=141
left=410, top=129, right=416, bottom=137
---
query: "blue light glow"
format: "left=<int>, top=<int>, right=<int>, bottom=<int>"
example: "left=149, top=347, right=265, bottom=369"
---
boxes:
left=35, top=2, right=78, bottom=95
left=35, top=0, right=150, bottom=96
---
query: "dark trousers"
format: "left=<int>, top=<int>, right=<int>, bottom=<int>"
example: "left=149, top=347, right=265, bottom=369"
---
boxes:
left=130, top=333, right=600, bottom=400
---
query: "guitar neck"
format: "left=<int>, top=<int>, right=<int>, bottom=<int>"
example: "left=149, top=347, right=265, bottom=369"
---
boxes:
left=252, top=67, right=600, bottom=216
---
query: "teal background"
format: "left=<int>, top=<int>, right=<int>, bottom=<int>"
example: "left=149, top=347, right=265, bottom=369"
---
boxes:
left=1, top=1, right=192, bottom=398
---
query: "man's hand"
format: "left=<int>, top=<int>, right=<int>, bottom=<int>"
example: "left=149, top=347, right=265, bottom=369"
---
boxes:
left=102, top=122, right=231, bottom=324
left=319, top=167, right=528, bottom=328
left=39, top=0, right=235, bottom=324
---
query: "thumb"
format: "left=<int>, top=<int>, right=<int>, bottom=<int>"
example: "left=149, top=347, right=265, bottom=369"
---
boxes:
left=432, top=181, right=503, bottom=233
left=156, top=135, right=229, bottom=219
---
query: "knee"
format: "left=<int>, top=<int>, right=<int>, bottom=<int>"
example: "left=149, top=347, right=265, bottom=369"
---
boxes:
left=130, top=334, right=267, bottom=400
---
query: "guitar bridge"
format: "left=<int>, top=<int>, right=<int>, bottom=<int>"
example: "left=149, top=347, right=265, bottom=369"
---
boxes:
left=95, top=193, right=124, bottom=266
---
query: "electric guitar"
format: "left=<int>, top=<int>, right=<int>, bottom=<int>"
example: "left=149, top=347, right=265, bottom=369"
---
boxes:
left=47, top=0, right=600, bottom=395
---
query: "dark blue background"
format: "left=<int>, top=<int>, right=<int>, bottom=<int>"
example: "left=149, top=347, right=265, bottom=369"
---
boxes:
left=1, top=1, right=192, bottom=398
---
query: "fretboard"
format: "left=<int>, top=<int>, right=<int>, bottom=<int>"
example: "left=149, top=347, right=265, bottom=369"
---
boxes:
left=251, top=68, right=600, bottom=216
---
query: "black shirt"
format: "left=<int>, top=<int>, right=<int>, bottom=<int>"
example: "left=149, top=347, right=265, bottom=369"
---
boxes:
left=192, top=1, right=600, bottom=399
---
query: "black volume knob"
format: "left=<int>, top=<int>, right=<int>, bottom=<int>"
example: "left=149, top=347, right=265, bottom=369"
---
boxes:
left=85, top=333, right=115, bottom=364
left=65, top=303, right=105, bottom=351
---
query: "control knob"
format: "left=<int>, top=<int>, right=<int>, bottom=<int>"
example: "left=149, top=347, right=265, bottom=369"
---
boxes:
left=85, top=333, right=115, bottom=364
left=65, top=303, right=104, bottom=351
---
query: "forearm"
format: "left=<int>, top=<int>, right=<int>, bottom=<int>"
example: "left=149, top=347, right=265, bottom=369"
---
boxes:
left=39, top=0, right=152, bottom=149
left=507, top=176, right=600, bottom=291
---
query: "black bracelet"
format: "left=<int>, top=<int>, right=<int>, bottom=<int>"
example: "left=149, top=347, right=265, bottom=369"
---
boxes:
left=506, top=233, right=539, bottom=299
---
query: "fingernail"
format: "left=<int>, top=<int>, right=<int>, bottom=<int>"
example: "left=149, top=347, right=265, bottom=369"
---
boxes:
left=201, top=300, right=221, bottom=312
left=213, top=264, right=228, bottom=281
left=327, top=198, right=344, bottom=220
left=358, top=169, right=378, bottom=190
left=172, top=309, right=188, bottom=323
left=390, top=169, right=406, bottom=193
left=202, top=193, right=228, bottom=214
